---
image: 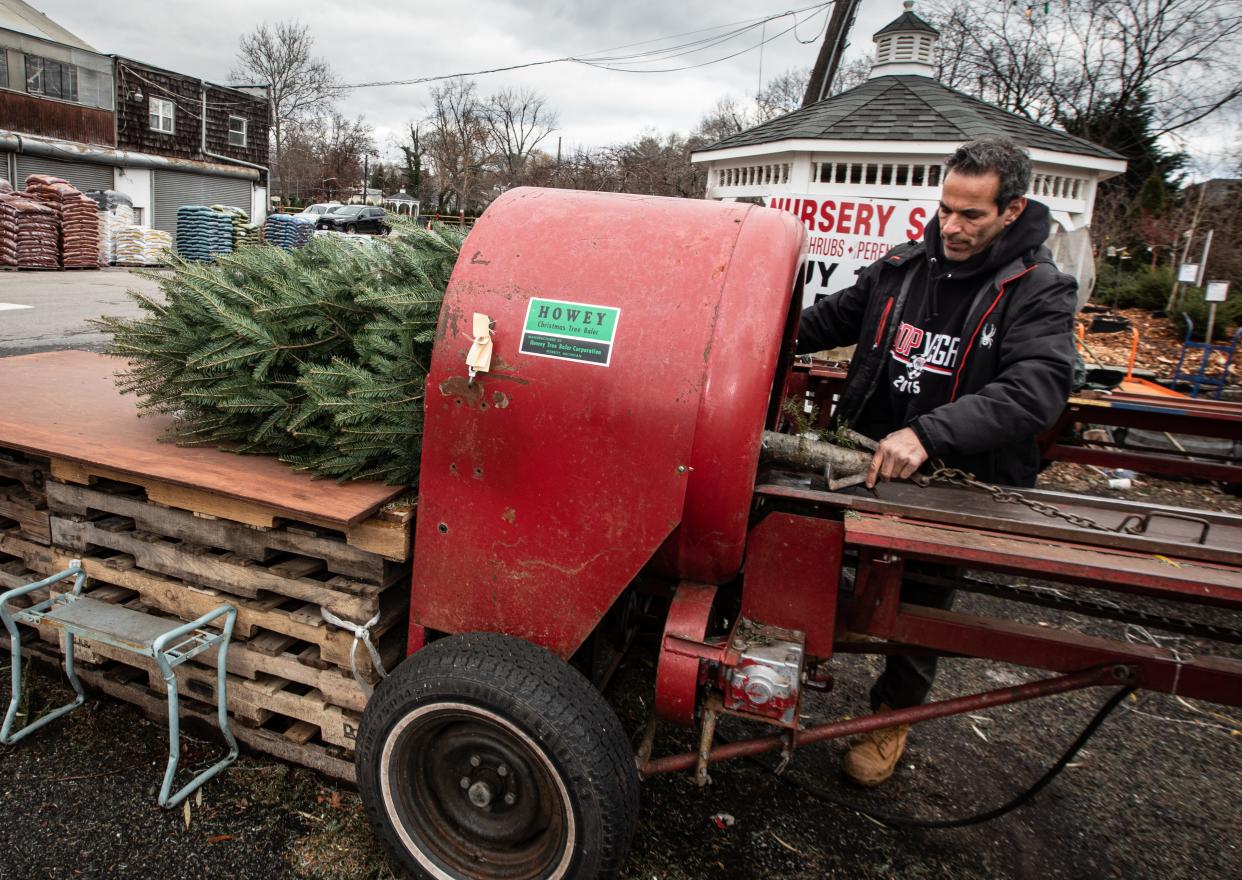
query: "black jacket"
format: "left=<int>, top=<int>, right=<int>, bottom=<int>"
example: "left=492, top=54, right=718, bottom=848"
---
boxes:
left=797, top=201, right=1077, bottom=487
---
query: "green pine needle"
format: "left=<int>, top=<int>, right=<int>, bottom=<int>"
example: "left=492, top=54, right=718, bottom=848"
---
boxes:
left=93, top=220, right=468, bottom=485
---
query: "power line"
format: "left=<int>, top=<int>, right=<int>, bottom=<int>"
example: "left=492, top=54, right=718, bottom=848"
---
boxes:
left=340, top=3, right=834, bottom=90
left=581, top=9, right=826, bottom=74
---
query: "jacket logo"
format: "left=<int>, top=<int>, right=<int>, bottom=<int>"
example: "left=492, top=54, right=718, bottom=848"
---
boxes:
left=893, top=324, right=924, bottom=357
left=980, top=324, right=996, bottom=348
left=889, top=321, right=960, bottom=397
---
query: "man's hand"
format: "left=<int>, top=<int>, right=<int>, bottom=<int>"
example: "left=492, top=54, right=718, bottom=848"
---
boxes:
left=865, top=427, right=928, bottom=488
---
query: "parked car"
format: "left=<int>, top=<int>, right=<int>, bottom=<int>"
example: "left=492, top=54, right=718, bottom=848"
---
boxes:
left=293, top=202, right=341, bottom=221
left=316, top=205, right=389, bottom=234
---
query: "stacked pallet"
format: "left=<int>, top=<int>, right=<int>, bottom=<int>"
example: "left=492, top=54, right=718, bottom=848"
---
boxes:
left=0, top=466, right=412, bottom=780
left=0, top=352, right=414, bottom=781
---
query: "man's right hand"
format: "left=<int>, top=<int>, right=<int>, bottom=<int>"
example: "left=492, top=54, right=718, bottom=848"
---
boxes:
left=866, top=428, right=929, bottom=488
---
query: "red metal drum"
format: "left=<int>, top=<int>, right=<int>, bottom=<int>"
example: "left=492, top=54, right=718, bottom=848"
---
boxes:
left=410, top=188, right=805, bottom=657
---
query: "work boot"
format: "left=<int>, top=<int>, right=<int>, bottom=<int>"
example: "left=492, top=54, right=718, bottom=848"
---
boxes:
left=843, top=706, right=910, bottom=787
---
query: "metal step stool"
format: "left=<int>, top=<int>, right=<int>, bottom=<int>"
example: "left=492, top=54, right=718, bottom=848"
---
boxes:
left=0, top=560, right=239, bottom=808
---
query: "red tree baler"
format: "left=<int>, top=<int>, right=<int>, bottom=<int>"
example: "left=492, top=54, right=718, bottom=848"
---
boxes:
left=355, top=188, right=1242, bottom=880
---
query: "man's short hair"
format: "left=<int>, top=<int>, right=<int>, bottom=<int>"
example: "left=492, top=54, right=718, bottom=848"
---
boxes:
left=944, top=138, right=1031, bottom=210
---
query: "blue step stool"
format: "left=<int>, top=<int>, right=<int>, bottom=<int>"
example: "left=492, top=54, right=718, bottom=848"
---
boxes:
left=1, top=561, right=238, bottom=808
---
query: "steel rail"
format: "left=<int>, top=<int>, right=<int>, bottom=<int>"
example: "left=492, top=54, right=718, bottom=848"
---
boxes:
left=638, top=666, right=1123, bottom=778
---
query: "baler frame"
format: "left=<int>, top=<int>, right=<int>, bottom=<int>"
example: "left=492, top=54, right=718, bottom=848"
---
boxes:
left=636, top=475, right=1242, bottom=781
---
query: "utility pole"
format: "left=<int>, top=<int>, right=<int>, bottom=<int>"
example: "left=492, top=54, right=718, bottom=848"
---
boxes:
left=802, top=0, right=863, bottom=107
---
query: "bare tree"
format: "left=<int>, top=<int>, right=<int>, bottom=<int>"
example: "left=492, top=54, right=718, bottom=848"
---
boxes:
left=482, top=88, right=558, bottom=190
left=313, top=112, right=375, bottom=199
left=828, top=57, right=872, bottom=97
left=423, top=79, right=492, bottom=214
left=756, top=68, right=811, bottom=121
left=926, top=0, right=1242, bottom=137
left=231, top=20, right=340, bottom=196
left=693, top=96, right=754, bottom=145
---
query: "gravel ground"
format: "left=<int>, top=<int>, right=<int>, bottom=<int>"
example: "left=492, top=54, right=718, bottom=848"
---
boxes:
left=1, top=467, right=1239, bottom=879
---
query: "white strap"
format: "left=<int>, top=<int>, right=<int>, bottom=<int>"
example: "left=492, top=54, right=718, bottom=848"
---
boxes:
left=320, top=608, right=386, bottom=696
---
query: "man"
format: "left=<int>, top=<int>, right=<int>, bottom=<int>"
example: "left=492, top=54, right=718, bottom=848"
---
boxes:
left=796, top=137, right=1077, bottom=786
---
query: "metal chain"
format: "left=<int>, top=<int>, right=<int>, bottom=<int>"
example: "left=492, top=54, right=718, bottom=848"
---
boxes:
left=920, top=465, right=1115, bottom=533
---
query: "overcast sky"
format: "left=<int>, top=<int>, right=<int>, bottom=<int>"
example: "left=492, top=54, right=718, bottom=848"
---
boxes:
left=28, top=0, right=906, bottom=156
left=23, top=0, right=1234, bottom=175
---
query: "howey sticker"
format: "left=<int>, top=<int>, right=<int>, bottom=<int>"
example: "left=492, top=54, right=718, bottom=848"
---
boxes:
left=520, top=298, right=620, bottom=366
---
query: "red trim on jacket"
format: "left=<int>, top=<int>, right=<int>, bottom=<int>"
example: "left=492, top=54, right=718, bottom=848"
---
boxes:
left=873, top=296, right=894, bottom=349
left=949, top=265, right=1037, bottom=401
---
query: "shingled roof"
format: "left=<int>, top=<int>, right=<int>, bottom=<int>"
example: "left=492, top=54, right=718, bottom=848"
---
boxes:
left=701, top=75, right=1122, bottom=161
left=875, top=5, right=939, bottom=36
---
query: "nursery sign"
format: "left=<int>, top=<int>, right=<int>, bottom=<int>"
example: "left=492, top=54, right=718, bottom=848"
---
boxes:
left=766, top=195, right=939, bottom=307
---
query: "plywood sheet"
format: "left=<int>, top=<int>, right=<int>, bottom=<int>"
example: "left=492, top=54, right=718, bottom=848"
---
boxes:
left=0, top=350, right=405, bottom=527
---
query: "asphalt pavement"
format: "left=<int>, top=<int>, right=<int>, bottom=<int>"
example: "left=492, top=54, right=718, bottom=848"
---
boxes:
left=0, top=267, right=164, bottom=357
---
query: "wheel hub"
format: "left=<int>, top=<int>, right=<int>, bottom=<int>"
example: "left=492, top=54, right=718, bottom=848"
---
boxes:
left=467, top=781, right=493, bottom=808
left=385, top=706, right=571, bottom=879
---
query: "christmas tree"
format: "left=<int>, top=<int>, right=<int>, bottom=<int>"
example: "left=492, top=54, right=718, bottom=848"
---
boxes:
left=96, top=222, right=467, bottom=484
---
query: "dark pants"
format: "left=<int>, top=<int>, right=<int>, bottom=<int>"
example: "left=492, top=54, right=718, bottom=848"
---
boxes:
left=869, top=564, right=956, bottom=710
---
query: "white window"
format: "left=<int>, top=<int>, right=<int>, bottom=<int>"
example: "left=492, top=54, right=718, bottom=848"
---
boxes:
left=149, top=97, right=174, bottom=133
left=228, top=115, right=247, bottom=147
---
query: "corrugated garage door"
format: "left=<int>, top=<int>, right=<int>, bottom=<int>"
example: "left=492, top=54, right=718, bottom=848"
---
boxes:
left=153, top=170, right=253, bottom=234
left=14, top=155, right=115, bottom=192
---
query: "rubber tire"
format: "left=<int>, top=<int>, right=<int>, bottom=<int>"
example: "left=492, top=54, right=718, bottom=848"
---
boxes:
left=357, top=632, right=640, bottom=880
left=346, top=223, right=358, bottom=233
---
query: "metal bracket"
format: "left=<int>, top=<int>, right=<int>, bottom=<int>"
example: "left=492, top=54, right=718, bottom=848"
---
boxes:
left=1116, top=511, right=1211, bottom=544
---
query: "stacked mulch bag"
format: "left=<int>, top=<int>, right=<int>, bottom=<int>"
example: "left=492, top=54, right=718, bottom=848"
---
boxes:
left=210, top=204, right=258, bottom=250
left=115, top=226, right=172, bottom=266
left=24, top=175, right=100, bottom=268
left=262, top=213, right=315, bottom=250
left=0, top=179, right=60, bottom=268
left=85, top=190, right=136, bottom=266
left=175, top=205, right=233, bottom=262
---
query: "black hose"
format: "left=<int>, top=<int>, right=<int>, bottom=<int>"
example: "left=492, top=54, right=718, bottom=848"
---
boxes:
left=743, top=685, right=1136, bottom=830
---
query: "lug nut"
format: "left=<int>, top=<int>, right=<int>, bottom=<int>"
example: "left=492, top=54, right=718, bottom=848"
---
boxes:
left=504, top=792, right=516, bottom=805
left=497, top=764, right=508, bottom=777
left=469, top=754, right=481, bottom=768
left=459, top=777, right=470, bottom=789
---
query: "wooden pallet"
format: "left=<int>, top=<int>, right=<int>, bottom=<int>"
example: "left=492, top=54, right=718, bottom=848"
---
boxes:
left=50, top=512, right=388, bottom=622
left=50, top=459, right=412, bottom=561
left=0, top=529, right=407, bottom=679
left=67, top=636, right=362, bottom=750
left=7, top=572, right=395, bottom=714
left=0, top=483, right=49, bottom=544
left=0, top=635, right=355, bottom=782
left=48, top=480, right=406, bottom=585
left=0, top=448, right=49, bottom=499
left=2, top=576, right=364, bottom=751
